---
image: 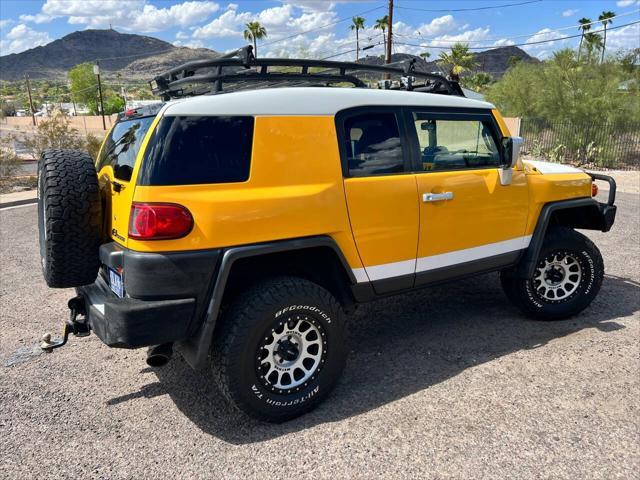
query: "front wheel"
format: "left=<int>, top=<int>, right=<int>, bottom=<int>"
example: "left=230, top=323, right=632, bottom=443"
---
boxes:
left=211, top=276, right=347, bottom=422
left=501, top=227, right=604, bottom=320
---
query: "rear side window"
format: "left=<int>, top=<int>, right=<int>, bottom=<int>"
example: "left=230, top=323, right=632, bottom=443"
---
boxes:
left=343, top=112, right=404, bottom=176
left=97, top=116, right=155, bottom=181
left=138, top=116, right=254, bottom=186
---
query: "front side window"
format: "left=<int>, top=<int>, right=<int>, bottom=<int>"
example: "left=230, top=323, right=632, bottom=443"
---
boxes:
left=411, top=113, right=501, bottom=171
left=138, top=116, right=254, bottom=186
left=97, top=116, right=155, bottom=181
left=343, top=112, right=404, bottom=176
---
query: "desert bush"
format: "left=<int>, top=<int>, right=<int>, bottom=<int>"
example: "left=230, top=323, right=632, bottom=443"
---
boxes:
left=0, top=134, right=21, bottom=178
left=85, top=133, right=103, bottom=161
left=23, top=111, right=86, bottom=159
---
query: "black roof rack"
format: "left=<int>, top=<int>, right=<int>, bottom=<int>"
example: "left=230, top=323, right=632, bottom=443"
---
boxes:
left=150, top=45, right=464, bottom=100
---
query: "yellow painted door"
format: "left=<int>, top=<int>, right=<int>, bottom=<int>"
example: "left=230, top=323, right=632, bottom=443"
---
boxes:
left=339, top=109, right=419, bottom=293
left=408, top=112, right=529, bottom=284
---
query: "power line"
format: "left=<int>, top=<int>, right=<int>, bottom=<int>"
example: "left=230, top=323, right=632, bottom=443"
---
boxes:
left=395, top=19, right=640, bottom=51
left=395, top=0, right=542, bottom=13
left=399, top=8, right=640, bottom=46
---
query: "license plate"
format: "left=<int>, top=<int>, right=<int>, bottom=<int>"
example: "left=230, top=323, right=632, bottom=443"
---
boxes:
left=108, top=268, right=124, bottom=298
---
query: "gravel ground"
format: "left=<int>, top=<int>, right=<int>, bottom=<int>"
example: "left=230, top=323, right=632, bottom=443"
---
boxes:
left=0, top=191, right=638, bottom=479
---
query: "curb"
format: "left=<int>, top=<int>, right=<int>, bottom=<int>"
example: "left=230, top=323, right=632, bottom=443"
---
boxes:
left=0, top=198, right=38, bottom=209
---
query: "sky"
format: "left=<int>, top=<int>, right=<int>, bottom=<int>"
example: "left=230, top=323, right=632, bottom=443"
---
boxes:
left=0, top=0, right=638, bottom=62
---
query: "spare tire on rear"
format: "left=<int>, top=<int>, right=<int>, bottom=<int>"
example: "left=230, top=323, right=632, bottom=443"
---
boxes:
left=38, top=149, right=103, bottom=288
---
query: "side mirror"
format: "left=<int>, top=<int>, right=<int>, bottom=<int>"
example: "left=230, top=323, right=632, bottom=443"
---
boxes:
left=499, top=136, right=523, bottom=185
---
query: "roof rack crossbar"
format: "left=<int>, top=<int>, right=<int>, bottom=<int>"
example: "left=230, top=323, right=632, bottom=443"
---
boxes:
left=150, top=45, right=463, bottom=99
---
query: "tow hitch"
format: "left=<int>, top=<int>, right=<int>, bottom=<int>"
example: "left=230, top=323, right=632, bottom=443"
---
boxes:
left=40, top=296, right=91, bottom=352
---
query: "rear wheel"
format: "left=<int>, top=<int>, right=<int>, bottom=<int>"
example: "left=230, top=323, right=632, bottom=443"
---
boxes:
left=501, top=227, right=604, bottom=320
left=38, top=149, right=102, bottom=288
left=211, top=276, right=347, bottom=422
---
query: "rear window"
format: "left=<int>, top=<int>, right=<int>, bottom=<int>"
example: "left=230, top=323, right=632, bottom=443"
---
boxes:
left=138, top=116, right=254, bottom=186
left=97, top=116, right=155, bottom=181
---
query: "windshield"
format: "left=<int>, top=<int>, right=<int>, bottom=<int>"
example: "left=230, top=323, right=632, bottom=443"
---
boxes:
left=97, top=116, right=155, bottom=181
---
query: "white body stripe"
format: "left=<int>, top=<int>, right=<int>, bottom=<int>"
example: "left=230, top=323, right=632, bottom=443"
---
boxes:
left=351, top=235, right=532, bottom=283
left=523, top=160, right=583, bottom=174
left=164, top=87, right=494, bottom=117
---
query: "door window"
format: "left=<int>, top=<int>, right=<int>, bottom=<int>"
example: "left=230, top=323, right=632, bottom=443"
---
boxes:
left=410, top=113, right=501, bottom=171
left=343, top=112, right=404, bottom=176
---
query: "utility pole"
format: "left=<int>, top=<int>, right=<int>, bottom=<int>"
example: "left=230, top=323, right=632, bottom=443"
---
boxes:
left=385, top=0, right=393, bottom=65
left=94, top=61, right=106, bottom=130
left=24, top=74, right=36, bottom=126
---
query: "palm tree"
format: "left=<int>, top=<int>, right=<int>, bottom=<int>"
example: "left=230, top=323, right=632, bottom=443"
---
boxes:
left=577, top=17, right=592, bottom=61
left=350, top=16, right=366, bottom=62
left=437, top=43, right=476, bottom=82
left=584, top=32, right=604, bottom=61
left=598, top=10, right=615, bottom=63
left=243, top=21, right=267, bottom=57
left=374, top=15, right=389, bottom=53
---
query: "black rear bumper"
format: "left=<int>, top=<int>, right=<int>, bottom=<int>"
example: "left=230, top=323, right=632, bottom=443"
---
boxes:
left=78, top=243, right=220, bottom=349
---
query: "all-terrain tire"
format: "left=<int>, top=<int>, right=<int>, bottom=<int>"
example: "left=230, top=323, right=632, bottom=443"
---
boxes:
left=501, top=226, right=604, bottom=320
left=211, top=276, right=347, bottom=422
left=38, top=149, right=102, bottom=288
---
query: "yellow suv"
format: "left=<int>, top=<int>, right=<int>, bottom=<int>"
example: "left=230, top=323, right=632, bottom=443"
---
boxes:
left=37, top=48, right=617, bottom=422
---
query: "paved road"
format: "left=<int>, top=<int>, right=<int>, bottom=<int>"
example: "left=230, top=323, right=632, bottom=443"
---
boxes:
left=1, top=192, right=638, bottom=479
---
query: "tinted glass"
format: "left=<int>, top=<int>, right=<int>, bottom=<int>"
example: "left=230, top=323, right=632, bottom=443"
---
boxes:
left=344, top=112, right=404, bottom=176
left=411, top=113, right=501, bottom=171
left=138, top=116, right=254, bottom=186
left=97, top=116, right=155, bottom=181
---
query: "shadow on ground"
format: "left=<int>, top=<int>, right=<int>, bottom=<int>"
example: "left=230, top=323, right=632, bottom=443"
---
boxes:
left=108, top=273, right=640, bottom=444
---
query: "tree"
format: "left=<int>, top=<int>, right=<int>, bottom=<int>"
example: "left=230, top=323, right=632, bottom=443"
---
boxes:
left=68, top=62, right=98, bottom=114
left=462, top=72, right=493, bottom=92
left=577, top=17, right=592, bottom=61
left=350, top=16, right=366, bottom=62
left=598, top=10, right=615, bottom=63
left=243, top=21, right=267, bottom=57
left=584, top=32, right=604, bottom=62
left=374, top=15, right=389, bottom=53
left=419, top=52, right=431, bottom=60
left=438, top=43, right=476, bottom=82
left=103, top=95, right=125, bottom=115
left=508, top=56, right=523, bottom=68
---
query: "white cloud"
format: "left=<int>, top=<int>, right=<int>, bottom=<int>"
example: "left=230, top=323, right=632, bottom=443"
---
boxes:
left=493, top=38, right=515, bottom=47
left=616, top=1, right=635, bottom=7
left=604, top=23, right=640, bottom=50
left=415, top=15, right=456, bottom=37
left=523, top=28, right=569, bottom=58
left=36, top=0, right=218, bottom=32
left=19, top=13, right=58, bottom=24
left=429, top=27, right=491, bottom=47
left=562, top=9, right=578, bottom=17
left=193, top=6, right=252, bottom=38
left=176, top=31, right=189, bottom=40
left=0, top=19, right=14, bottom=30
left=0, top=24, right=52, bottom=55
left=173, top=39, right=205, bottom=49
left=129, top=2, right=220, bottom=32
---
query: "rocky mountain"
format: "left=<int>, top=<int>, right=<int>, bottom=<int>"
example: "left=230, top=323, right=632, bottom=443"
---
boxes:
left=0, top=29, right=219, bottom=81
left=361, top=46, right=539, bottom=79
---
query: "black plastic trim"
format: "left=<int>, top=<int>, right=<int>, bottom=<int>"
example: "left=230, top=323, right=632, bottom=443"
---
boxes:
left=415, top=251, right=521, bottom=287
left=517, top=197, right=616, bottom=278
left=177, top=235, right=358, bottom=370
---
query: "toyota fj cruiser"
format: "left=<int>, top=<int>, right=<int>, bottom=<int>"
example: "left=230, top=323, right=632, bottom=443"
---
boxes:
left=37, top=47, right=617, bottom=422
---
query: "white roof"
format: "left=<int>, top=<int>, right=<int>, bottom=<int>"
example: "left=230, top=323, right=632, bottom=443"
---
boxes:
left=163, top=87, right=495, bottom=117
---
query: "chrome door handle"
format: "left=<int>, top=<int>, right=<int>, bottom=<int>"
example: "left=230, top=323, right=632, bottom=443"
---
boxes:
left=422, top=192, right=454, bottom=202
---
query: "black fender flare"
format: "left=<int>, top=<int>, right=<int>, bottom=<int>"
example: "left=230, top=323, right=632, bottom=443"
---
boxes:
left=517, top=172, right=617, bottom=279
left=177, top=235, right=360, bottom=370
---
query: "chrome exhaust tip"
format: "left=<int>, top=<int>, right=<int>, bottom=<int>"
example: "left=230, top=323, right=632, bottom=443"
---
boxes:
left=146, top=343, right=173, bottom=368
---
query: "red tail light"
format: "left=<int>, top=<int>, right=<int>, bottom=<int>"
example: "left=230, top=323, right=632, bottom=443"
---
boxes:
left=591, top=182, right=599, bottom=197
left=129, top=203, right=193, bottom=240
